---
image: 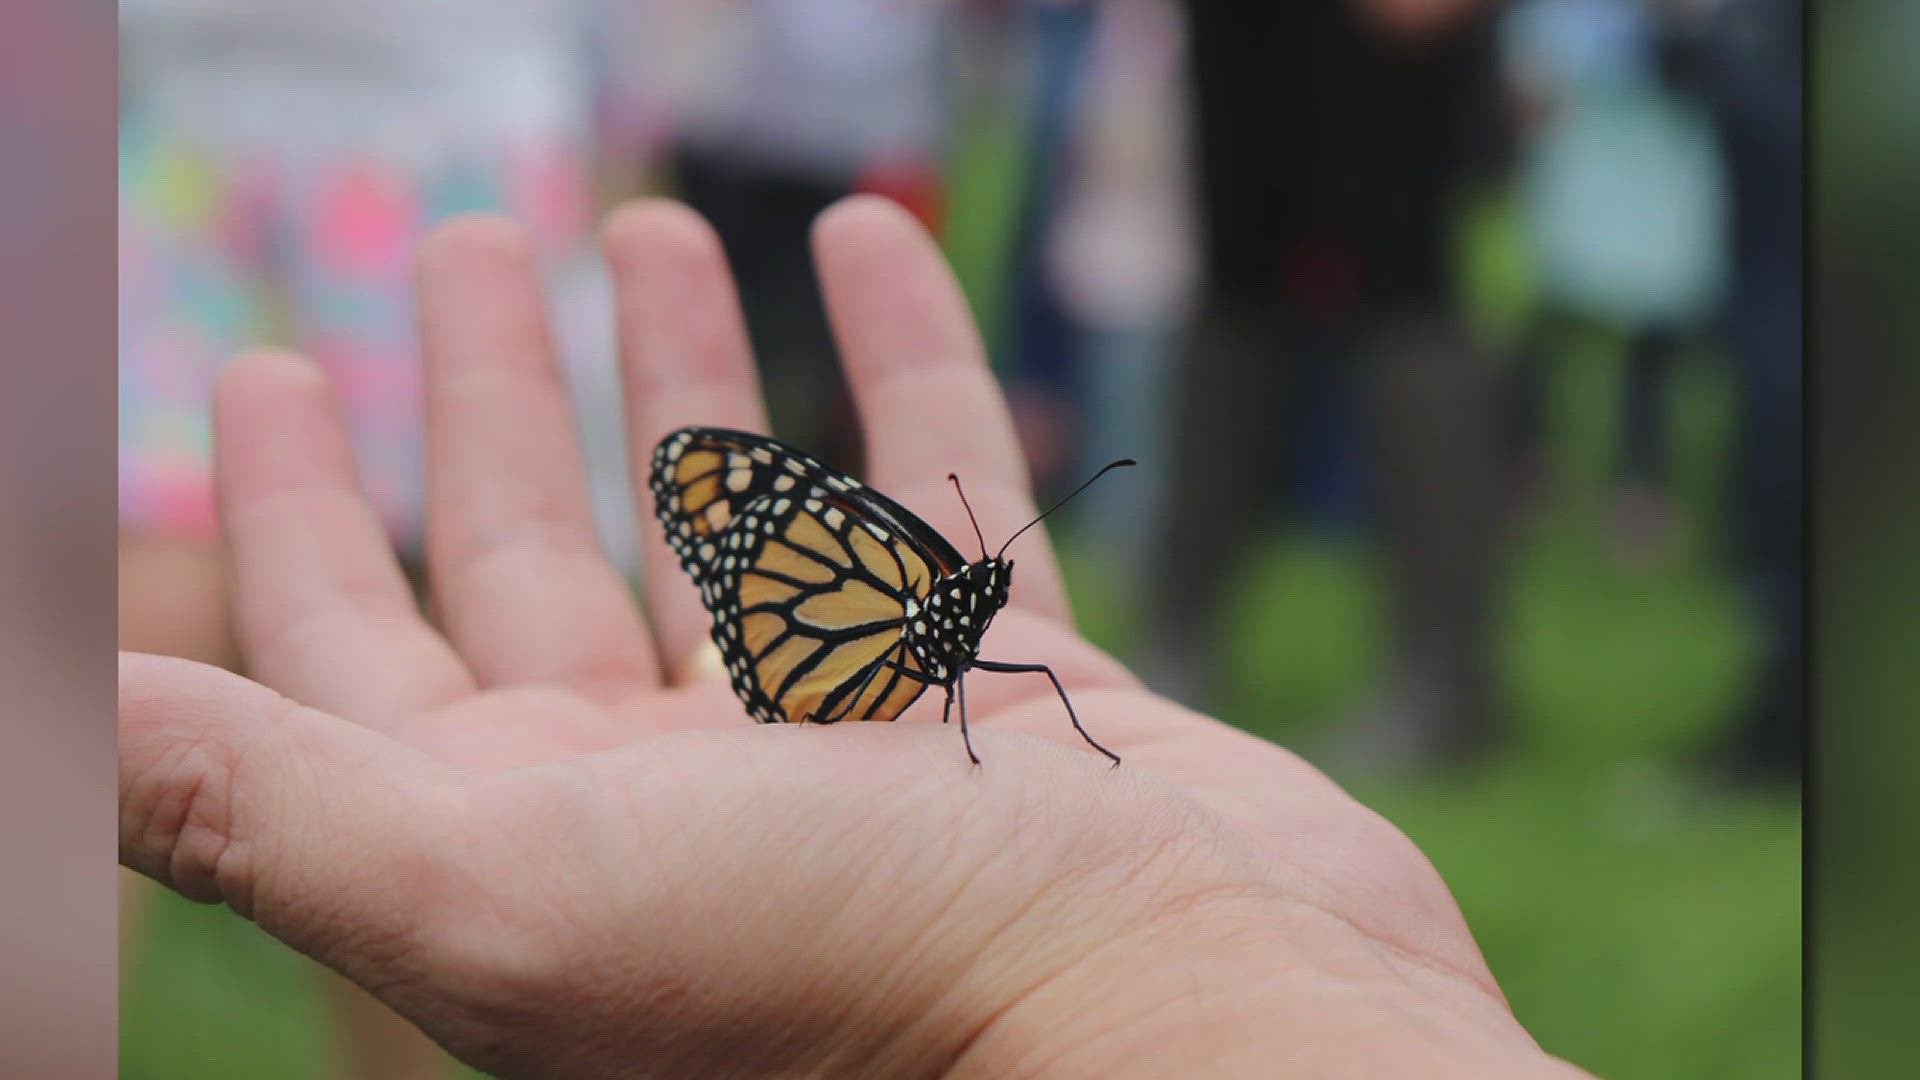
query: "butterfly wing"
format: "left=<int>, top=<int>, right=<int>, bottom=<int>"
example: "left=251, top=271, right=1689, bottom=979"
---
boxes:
left=650, top=427, right=964, bottom=724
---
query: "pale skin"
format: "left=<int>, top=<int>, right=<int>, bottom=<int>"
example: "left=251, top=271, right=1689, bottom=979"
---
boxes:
left=119, top=196, right=1594, bottom=1079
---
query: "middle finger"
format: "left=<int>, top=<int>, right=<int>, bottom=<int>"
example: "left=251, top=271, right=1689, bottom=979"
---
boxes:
left=417, top=215, right=661, bottom=699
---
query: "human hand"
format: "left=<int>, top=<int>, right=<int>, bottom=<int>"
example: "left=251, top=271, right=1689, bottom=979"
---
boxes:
left=121, top=196, right=1589, bottom=1078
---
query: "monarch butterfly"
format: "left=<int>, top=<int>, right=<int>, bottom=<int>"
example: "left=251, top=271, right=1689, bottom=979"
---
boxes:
left=650, top=426, right=1133, bottom=766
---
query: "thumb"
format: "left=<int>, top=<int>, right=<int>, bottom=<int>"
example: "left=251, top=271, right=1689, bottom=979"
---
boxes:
left=119, top=651, right=456, bottom=960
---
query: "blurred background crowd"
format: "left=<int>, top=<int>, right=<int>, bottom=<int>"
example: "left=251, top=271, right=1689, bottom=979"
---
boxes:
left=117, top=0, right=1801, bottom=1076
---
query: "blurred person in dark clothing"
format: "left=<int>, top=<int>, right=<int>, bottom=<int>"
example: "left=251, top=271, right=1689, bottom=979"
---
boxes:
left=1148, top=0, right=1512, bottom=766
left=614, top=0, right=955, bottom=472
left=1678, top=0, right=1802, bottom=779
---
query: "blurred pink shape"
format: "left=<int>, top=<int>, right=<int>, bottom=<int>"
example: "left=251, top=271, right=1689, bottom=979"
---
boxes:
left=313, top=163, right=417, bottom=280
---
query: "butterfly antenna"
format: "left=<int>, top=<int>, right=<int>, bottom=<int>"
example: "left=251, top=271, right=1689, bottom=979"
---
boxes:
left=997, top=458, right=1136, bottom=559
left=948, top=473, right=989, bottom=561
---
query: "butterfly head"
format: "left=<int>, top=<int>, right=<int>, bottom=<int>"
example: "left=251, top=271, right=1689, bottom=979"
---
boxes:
left=911, top=460, right=1135, bottom=682
left=967, top=556, right=1012, bottom=609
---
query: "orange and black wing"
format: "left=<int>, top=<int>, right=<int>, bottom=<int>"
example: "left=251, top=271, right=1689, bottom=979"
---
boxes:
left=650, top=427, right=963, bottom=724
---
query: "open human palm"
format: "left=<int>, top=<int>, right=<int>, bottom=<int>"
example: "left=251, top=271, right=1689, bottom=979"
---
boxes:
left=120, top=197, right=1587, bottom=1078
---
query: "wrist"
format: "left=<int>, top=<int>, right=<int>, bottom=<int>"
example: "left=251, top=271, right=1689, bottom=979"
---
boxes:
left=947, top=890, right=1586, bottom=1079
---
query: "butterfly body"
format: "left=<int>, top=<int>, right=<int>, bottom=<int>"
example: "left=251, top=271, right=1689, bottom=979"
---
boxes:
left=902, top=558, right=1011, bottom=684
left=650, top=425, right=1123, bottom=765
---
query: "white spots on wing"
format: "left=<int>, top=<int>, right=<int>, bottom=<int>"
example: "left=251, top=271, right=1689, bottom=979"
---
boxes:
left=864, top=522, right=889, bottom=542
left=804, top=498, right=823, bottom=513
left=726, top=469, right=752, bottom=493
left=823, top=508, right=846, bottom=530
left=750, top=447, right=774, bottom=465
left=773, top=475, right=796, bottom=492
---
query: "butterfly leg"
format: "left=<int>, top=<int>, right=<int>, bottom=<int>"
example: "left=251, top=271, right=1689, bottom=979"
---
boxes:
left=969, top=659, right=1122, bottom=768
left=956, top=672, right=980, bottom=767
left=882, top=660, right=978, bottom=766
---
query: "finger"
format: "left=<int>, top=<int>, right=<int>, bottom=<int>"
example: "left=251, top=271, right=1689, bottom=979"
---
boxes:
left=417, top=215, right=660, bottom=699
left=119, top=652, right=453, bottom=976
left=215, top=352, right=474, bottom=728
left=604, top=199, right=770, bottom=681
left=812, top=196, right=1071, bottom=620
